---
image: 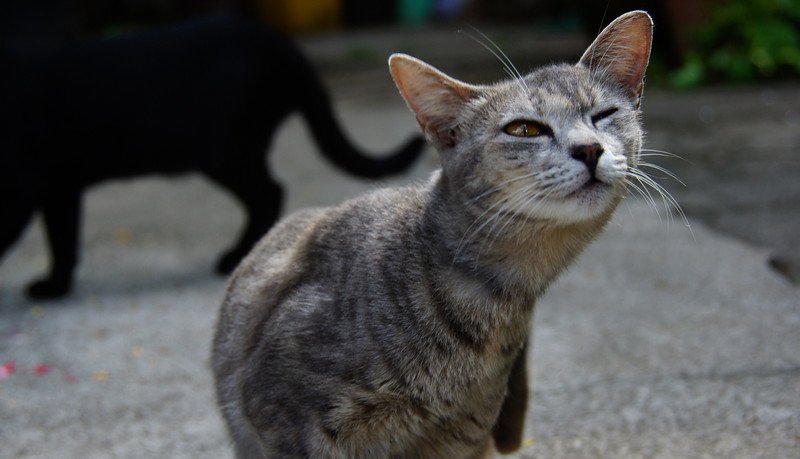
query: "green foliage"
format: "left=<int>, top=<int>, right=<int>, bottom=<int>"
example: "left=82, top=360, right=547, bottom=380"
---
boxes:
left=671, top=0, right=800, bottom=88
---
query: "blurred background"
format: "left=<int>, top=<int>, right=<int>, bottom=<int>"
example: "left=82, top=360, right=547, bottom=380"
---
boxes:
left=3, top=0, right=798, bottom=280
left=1, top=1, right=798, bottom=458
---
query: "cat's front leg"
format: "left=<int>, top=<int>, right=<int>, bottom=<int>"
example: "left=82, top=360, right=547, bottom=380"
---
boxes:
left=491, top=339, right=529, bottom=454
left=27, top=189, right=82, bottom=299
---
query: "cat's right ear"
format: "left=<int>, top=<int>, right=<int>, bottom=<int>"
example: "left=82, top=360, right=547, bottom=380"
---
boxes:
left=578, top=11, right=653, bottom=107
left=389, top=54, right=481, bottom=149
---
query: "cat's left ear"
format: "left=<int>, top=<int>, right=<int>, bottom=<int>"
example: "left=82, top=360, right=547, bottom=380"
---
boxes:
left=389, top=54, right=482, bottom=149
left=579, top=10, right=653, bottom=107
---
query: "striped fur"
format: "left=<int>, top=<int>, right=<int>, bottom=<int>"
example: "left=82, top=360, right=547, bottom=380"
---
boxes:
left=212, top=11, right=653, bottom=458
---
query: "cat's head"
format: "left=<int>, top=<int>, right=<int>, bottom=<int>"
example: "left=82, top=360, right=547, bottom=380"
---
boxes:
left=390, top=11, right=652, bottom=225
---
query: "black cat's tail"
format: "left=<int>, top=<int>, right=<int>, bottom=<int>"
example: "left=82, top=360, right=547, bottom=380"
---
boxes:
left=297, top=65, right=426, bottom=178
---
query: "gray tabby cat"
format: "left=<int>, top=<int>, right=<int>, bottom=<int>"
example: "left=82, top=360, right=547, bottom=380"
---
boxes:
left=212, top=11, right=653, bottom=458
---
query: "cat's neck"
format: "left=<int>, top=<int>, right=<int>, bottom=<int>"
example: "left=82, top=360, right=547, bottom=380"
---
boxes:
left=424, top=171, right=616, bottom=302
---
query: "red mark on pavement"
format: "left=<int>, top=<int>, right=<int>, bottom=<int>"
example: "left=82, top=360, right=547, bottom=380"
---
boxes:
left=33, top=363, right=51, bottom=376
left=0, top=360, right=16, bottom=379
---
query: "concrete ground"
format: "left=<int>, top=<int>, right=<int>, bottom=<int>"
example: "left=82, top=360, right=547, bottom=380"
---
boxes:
left=1, top=27, right=799, bottom=458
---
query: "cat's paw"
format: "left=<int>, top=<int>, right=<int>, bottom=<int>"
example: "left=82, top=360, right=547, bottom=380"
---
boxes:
left=26, top=277, right=72, bottom=300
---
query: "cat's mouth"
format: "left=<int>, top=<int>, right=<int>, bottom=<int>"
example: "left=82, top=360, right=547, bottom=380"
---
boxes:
left=569, top=177, right=611, bottom=198
left=557, top=176, right=620, bottom=218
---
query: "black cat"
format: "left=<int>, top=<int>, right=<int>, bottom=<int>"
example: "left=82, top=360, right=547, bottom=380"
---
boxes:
left=0, top=15, right=425, bottom=299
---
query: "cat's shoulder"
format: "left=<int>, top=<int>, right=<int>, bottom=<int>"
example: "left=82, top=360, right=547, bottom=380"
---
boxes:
left=233, top=207, right=330, bottom=278
left=233, top=180, right=430, bottom=274
left=230, top=176, right=433, bottom=283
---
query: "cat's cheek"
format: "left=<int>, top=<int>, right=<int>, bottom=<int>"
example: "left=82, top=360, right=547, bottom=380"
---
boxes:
left=595, top=154, right=628, bottom=185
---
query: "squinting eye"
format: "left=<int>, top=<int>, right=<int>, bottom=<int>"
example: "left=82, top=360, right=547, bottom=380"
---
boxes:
left=591, top=107, right=618, bottom=125
left=504, top=120, right=550, bottom=137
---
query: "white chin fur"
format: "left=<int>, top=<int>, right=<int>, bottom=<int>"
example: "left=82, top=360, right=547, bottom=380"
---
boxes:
left=518, top=187, right=618, bottom=224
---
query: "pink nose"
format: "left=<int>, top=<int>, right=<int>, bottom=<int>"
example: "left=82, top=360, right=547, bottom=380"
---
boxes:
left=571, top=143, right=603, bottom=176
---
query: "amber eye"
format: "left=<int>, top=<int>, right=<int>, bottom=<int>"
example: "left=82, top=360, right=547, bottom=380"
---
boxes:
left=503, top=120, right=549, bottom=137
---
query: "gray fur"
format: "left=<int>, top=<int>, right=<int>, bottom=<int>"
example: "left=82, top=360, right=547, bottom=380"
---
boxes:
left=212, top=11, right=653, bottom=458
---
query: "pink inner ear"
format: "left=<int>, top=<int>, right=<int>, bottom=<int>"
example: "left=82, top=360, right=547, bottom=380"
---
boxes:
left=621, top=46, right=649, bottom=87
left=580, top=12, right=652, bottom=93
left=390, top=55, right=480, bottom=147
left=390, top=57, right=444, bottom=120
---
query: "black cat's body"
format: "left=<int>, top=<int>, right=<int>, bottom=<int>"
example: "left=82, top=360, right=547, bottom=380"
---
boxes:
left=0, top=15, right=424, bottom=299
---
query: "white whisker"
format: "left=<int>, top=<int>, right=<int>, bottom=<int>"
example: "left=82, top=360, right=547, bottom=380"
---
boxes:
left=457, top=27, right=530, bottom=101
left=628, top=169, right=672, bottom=223
left=467, top=26, right=527, bottom=85
left=637, top=161, right=687, bottom=186
left=481, top=184, right=540, bottom=249
left=455, top=190, right=518, bottom=259
left=624, top=174, right=662, bottom=220
left=471, top=188, right=531, bottom=253
left=464, top=173, right=540, bottom=206
left=626, top=167, right=694, bottom=240
left=640, top=148, right=688, bottom=162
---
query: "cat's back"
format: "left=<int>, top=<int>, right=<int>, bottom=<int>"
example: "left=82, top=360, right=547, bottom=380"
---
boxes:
left=213, top=183, right=428, bottom=368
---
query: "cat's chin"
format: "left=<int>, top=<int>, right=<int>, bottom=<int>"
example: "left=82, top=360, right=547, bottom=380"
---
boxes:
left=521, top=181, right=620, bottom=224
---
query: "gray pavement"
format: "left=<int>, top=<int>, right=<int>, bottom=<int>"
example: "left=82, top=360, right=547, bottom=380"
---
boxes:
left=1, top=28, right=799, bottom=458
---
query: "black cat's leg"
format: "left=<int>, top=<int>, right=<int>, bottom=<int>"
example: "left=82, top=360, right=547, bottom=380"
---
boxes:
left=0, top=199, right=37, bottom=266
left=208, top=166, right=283, bottom=274
left=27, top=189, right=82, bottom=299
left=492, top=340, right=529, bottom=453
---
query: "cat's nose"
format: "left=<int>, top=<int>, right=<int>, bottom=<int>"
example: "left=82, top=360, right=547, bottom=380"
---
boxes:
left=571, top=143, right=604, bottom=175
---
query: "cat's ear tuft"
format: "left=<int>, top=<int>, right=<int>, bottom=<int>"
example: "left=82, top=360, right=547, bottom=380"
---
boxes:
left=579, top=10, right=653, bottom=104
left=389, top=53, right=480, bottom=149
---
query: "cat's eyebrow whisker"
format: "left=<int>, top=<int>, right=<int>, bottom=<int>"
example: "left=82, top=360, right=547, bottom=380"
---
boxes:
left=468, top=26, right=525, bottom=80
left=458, top=30, right=518, bottom=80
left=458, top=28, right=530, bottom=100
